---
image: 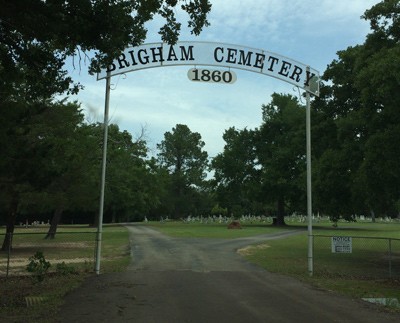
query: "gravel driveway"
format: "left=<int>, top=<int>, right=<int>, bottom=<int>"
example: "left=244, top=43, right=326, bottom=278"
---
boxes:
left=57, top=224, right=400, bottom=322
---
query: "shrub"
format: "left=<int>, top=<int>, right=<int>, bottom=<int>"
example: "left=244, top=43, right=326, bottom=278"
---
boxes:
left=211, top=204, right=228, bottom=216
left=26, top=251, right=51, bottom=283
left=56, top=262, right=76, bottom=276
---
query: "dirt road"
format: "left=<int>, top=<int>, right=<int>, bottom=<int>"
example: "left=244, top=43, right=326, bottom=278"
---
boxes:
left=57, top=224, right=399, bottom=322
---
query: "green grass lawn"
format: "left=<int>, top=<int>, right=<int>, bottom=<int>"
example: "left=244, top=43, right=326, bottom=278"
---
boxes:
left=241, top=232, right=400, bottom=307
left=145, top=220, right=286, bottom=238
left=297, top=219, right=400, bottom=238
left=99, top=225, right=131, bottom=272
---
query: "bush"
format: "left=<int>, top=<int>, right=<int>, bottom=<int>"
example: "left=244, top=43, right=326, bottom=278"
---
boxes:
left=26, top=251, right=51, bottom=283
left=56, top=262, right=76, bottom=276
left=211, top=204, right=228, bottom=216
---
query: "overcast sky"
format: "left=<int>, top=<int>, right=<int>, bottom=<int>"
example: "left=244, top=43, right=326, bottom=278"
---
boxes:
left=66, top=0, right=381, bottom=160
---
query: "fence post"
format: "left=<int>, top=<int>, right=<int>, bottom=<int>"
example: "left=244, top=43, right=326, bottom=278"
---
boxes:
left=6, top=232, right=12, bottom=278
left=312, top=234, right=315, bottom=273
left=389, top=238, right=392, bottom=278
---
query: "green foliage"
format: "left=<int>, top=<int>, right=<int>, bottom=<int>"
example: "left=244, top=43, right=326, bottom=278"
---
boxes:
left=56, top=262, right=76, bottom=276
left=1, top=0, right=212, bottom=93
left=210, top=204, right=227, bottom=216
left=157, top=124, right=209, bottom=182
left=230, top=205, right=245, bottom=218
left=26, top=251, right=51, bottom=284
left=257, top=93, right=307, bottom=220
left=311, top=0, right=400, bottom=220
left=157, top=124, right=209, bottom=218
left=102, top=124, right=163, bottom=222
left=211, top=127, right=258, bottom=214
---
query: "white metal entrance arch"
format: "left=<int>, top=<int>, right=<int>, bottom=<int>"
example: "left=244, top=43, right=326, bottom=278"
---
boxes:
left=95, top=41, right=320, bottom=276
left=97, top=41, right=319, bottom=96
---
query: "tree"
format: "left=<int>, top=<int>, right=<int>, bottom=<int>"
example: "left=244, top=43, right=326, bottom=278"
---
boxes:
left=310, top=80, right=364, bottom=222
left=355, top=0, right=400, bottom=217
left=157, top=124, right=208, bottom=218
left=146, top=158, right=174, bottom=219
left=210, top=204, right=227, bottom=217
left=211, top=127, right=258, bottom=215
left=41, top=115, right=102, bottom=239
left=1, top=0, right=212, bottom=95
left=256, top=93, right=307, bottom=225
left=102, top=124, right=162, bottom=223
left=312, top=0, right=400, bottom=220
left=0, top=100, right=93, bottom=247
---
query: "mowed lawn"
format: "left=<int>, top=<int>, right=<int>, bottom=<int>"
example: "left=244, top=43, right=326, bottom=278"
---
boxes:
left=145, top=220, right=286, bottom=238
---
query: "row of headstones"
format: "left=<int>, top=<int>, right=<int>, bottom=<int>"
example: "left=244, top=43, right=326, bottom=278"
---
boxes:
left=143, top=214, right=398, bottom=224
left=144, top=215, right=238, bottom=224
left=19, top=220, right=50, bottom=226
left=184, top=215, right=231, bottom=224
left=357, top=215, right=398, bottom=222
left=240, top=215, right=269, bottom=223
left=286, top=214, right=398, bottom=223
left=146, top=215, right=314, bottom=224
left=179, top=215, right=268, bottom=224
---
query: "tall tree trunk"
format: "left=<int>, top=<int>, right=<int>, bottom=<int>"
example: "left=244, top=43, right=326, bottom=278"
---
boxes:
left=274, top=194, right=286, bottom=226
left=1, top=193, right=19, bottom=251
left=93, top=209, right=99, bottom=228
left=111, top=206, right=116, bottom=223
left=44, top=206, right=63, bottom=239
left=370, top=209, right=376, bottom=223
left=174, top=180, right=182, bottom=219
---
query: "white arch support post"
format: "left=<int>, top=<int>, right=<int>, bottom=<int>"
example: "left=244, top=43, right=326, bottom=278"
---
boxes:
left=306, top=89, right=313, bottom=276
left=95, top=71, right=111, bottom=275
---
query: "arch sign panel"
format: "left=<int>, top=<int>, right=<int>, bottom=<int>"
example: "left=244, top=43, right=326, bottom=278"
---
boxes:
left=97, top=41, right=320, bottom=96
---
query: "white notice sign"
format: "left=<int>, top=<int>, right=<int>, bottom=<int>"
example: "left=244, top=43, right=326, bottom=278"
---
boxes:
left=331, top=236, right=352, bottom=253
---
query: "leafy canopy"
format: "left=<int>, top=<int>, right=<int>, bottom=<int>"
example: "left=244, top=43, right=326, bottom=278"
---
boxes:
left=0, top=0, right=212, bottom=96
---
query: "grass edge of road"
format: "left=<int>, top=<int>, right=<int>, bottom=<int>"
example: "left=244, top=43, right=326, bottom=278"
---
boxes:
left=238, top=231, right=400, bottom=313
